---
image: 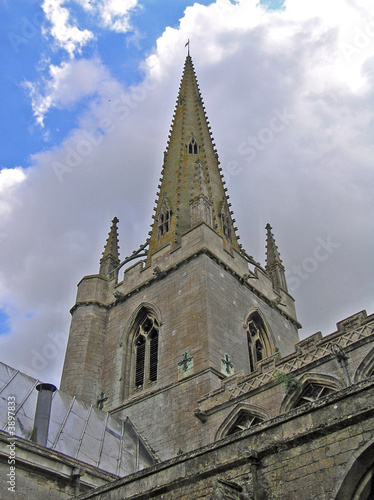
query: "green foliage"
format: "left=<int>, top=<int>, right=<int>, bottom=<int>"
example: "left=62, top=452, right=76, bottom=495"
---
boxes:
left=273, top=370, right=299, bottom=391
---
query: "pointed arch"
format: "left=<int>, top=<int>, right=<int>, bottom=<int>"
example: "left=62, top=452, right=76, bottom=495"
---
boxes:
left=244, top=308, right=275, bottom=373
left=215, top=403, right=269, bottom=440
left=332, top=436, right=374, bottom=499
left=158, top=197, right=171, bottom=238
left=121, top=303, right=162, bottom=399
left=187, top=132, right=198, bottom=155
left=354, top=346, right=374, bottom=383
left=280, top=372, right=344, bottom=414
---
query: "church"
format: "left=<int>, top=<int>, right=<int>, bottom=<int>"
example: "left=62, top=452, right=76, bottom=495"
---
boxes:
left=1, top=54, right=374, bottom=499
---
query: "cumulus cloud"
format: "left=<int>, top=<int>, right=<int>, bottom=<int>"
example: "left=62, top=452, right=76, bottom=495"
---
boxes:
left=42, top=0, right=94, bottom=57
left=23, top=58, right=114, bottom=127
left=95, top=0, right=139, bottom=33
left=1, top=0, right=374, bottom=386
left=0, top=167, right=26, bottom=215
left=42, top=0, right=140, bottom=58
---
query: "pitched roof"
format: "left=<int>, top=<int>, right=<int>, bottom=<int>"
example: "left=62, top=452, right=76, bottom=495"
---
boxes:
left=0, top=361, right=157, bottom=475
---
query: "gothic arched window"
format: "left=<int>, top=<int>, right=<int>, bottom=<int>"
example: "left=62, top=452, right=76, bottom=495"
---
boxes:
left=246, top=312, right=271, bottom=373
left=227, top=411, right=263, bottom=436
left=133, top=312, right=159, bottom=391
left=293, top=381, right=336, bottom=408
left=158, top=198, right=171, bottom=238
left=188, top=134, right=198, bottom=155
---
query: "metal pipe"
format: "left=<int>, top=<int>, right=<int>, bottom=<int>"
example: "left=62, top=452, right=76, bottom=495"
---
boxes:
left=31, top=383, right=56, bottom=447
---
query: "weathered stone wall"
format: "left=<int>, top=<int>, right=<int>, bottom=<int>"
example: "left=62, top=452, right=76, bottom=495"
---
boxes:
left=75, top=377, right=374, bottom=499
left=104, top=249, right=300, bottom=460
left=196, top=318, right=374, bottom=445
left=60, top=301, right=108, bottom=404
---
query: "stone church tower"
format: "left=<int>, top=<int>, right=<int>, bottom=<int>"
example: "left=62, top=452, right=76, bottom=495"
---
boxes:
left=60, top=55, right=301, bottom=460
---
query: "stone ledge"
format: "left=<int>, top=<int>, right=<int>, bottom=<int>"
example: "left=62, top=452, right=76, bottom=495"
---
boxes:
left=75, top=378, right=374, bottom=499
left=0, top=430, right=118, bottom=488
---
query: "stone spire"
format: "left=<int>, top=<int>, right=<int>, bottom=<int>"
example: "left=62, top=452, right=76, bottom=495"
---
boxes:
left=147, top=55, right=240, bottom=260
left=265, top=223, right=288, bottom=292
left=99, top=217, right=120, bottom=278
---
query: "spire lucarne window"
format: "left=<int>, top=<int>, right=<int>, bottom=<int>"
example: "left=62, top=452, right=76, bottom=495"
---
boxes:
left=133, top=313, right=159, bottom=391
left=188, top=133, right=198, bottom=155
left=158, top=198, right=171, bottom=238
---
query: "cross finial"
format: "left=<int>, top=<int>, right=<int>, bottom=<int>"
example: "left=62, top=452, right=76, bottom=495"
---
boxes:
left=185, top=39, right=190, bottom=56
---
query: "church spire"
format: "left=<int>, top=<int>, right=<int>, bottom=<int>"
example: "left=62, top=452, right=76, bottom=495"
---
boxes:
left=265, top=223, right=288, bottom=292
left=147, top=55, right=240, bottom=260
left=99, top=217, right=120, bottom=278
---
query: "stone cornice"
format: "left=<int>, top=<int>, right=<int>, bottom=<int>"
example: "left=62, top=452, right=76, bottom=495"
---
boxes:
left=109, top=246, right=300, bottom=327
left=70, top=299, right=109, bottom=315
left=109, top=367, right=224, bottom=415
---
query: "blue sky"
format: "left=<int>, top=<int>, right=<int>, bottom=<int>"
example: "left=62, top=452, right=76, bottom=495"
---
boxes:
left=1, top=0, right=286, bottom=169
left=0, top=0, right=373, bottom=385
left=1, top=0, right=218, bottom=168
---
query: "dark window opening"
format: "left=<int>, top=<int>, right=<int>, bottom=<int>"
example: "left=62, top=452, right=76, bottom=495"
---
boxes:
left=246, top=313, right=270, bottom=373
left=158, top=202, right=171, bottom=239
left=228, top=412, right=263, bottom=435
left=188, top=136, right=198, bottom=155
left=248, top=337, right=255, bottom=373
left=255, top=339, right=263, bottom=362
left=294, top=382, right=336, bottom=408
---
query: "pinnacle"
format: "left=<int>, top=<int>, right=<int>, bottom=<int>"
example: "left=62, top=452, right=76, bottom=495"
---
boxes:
left=266, top=223, right=283, bottom=267
left=265, top=223, right=289, bottom=292
left=101, top=217, right=120, bottom=262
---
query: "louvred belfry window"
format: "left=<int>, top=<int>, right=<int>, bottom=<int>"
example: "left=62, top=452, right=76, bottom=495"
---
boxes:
left=135, top=335, right=146, bottom=387
left=149, top=330, right=158, bottom=382
left=133, top=313, right=159, bottom=391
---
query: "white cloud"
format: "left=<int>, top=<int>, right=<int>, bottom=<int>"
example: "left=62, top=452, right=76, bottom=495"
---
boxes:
left=23, top=58, right=113, bottom=127
left=95, top=0, right=139, bottom=33
left=42, top=0, right=140, bottom=57
left=0, top=167, right=26, bottom=215
left=1, top=0, right=374, bottom=386
left=42, top=0, right=94, bottom=57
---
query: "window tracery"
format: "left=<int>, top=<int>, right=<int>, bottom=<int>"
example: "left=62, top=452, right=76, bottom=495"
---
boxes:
left=188, top=133, right=198, bottom=155
left=158, top=198, right=171, bottom=238
left=293, top=381, right=336, bottom=408
left=246, top=312, right=271, bottom=373
left=227, top=411, right=263, bottom=435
